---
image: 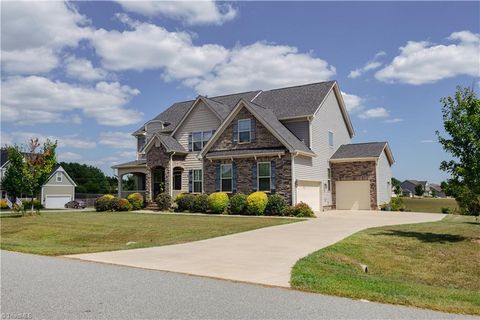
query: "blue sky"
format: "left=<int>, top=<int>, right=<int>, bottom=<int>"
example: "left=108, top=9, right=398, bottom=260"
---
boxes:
left=1, top=1, right=479, bottom=182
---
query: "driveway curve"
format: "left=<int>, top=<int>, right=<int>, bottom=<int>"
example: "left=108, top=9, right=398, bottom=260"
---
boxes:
left=66, top=210, right=444, bottom=287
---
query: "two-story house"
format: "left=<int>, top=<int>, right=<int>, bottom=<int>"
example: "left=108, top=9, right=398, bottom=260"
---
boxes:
left=113, top=81, right=394, bottom=211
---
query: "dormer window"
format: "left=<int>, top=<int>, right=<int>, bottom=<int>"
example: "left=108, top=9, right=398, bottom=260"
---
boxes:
left=56, top=172, right=62, bottom=182
left=238, top=119, right=251, bottom=143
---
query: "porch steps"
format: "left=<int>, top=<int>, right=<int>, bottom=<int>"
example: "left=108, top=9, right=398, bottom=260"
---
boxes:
left=145, top=202, right=160, bottom=211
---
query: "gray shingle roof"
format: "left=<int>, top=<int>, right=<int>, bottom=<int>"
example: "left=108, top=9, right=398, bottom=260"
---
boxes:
left=245, top=101, right=314, bottom=155
left=330, top=142, right=388, bottom=160
left=112, top=159, right=146, bottom=169
left=206, top=148, right=286, bottom=158
left=155, top=134, right=187, bottom=153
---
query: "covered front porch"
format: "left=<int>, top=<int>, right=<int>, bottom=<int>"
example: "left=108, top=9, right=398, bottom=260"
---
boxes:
left=112, top=160, right=151, bottom=202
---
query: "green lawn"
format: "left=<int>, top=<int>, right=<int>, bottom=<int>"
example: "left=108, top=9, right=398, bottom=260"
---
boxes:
left=291, top=215, right=480, bottom=315
left=0, top=212, right=299, bottom=256
left=403, top=197, right=458, bottom=213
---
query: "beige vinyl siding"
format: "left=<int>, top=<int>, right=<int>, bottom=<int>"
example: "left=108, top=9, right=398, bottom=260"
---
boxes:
left=173, top=101, right=221, bottom=192
left=44, top=170, right=74, bottom=186
left=376, top=150, right=392, bottom=205
left=294, top=89, right=352, bottom=206
left=282, top=120, right=310, bottom=147
left=42, top=185, right=74, bottom=197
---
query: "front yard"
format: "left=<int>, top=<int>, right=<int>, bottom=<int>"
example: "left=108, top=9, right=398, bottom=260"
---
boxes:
left=291, top=215, right=480, bottom=315
left=0, top=212, right=299, bottom=255
left=402, top=197, right=458, bottom=213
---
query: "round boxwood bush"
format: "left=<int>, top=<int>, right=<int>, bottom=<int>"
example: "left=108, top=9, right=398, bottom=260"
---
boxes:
left=156, top=192, right=172, bottom=211
left=229, top=193, right=247, bottom=215
left=245, top=191, right=268, bottom=215
left=283, top=202, right=315, bottom=217
left=175, top=193, right=195, bottom=212
left=127, top=192, right=144, bottom=210
left=95, top=194, right=115, bottom=212
left=117, top=198, right=132, bottom=211
left=265, top=194, right=288, bottom=216
left=208, top=192, right=229, bottom=214
left=192, top=194, right=209, bottom=213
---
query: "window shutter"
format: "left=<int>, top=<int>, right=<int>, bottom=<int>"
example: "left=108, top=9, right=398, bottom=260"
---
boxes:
left=188, top=170, right=193, bottom=193
left=188, top=133, right=192, bottom=152
left=215, top=163, right=221, bottom=192
left=270, top=160, right=276, bottom=193
left=251, top=118, right=256, bottom=142
left=232, top=162, right=237, bottom=193
left=252, top=161, right=257, bottom=192
left=232, top=121, right=238, bottom=144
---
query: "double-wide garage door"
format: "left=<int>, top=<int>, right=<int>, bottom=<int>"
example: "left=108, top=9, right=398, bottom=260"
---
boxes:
left=336, top=180, right=370, bottom=210
left=296, top=180, right=321, bottom=212
left=44, top=195, right=71, bottom=209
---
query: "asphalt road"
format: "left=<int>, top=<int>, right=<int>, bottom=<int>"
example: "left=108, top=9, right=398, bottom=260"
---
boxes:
left=1, top=251, right=475, bottom=320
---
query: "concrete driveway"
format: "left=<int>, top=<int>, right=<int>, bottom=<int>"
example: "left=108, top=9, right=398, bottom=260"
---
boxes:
left=66, top=210, right=444, bottom=287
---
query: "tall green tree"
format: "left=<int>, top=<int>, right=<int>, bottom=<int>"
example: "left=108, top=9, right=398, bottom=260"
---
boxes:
left=391, top=177, right=402, bottom=196
left=59, top=162, right=112, bottom=194
left=415, top=184, right=424, bottom=197
left=1, top=145, right=27, bottom=199
left=436, top=86, right=480, bottom=216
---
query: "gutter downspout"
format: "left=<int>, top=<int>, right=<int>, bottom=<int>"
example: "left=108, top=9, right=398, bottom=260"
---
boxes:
left=170, top=152, right=176, bottom=197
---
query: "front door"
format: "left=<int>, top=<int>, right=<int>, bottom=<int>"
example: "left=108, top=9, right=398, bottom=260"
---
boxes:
left=152, top=167, right=165, bottom=199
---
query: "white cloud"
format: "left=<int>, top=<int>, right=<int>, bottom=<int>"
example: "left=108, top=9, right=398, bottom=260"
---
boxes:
left=384, top=118, right=404, bottom=123
left=1, top=1, right=91, bottom=74
left=1, top=76, right=143, bottom=126
left=58, top=151, right=82, bottom=162
left=65, top=56, right=109, bottom=81
left=1, top=131, right=12, bottom=146
left=375, top=31, right=480, bottom=84
left=91, top=20, right=228, bottom=79
left=186, top=42, right=336, bottom=95
left=358, top=107, right=389, bottom=119
left=99, top=131, right=136, bottom=149
left=10, top=132, right=96, bottom=149
left=115, top=0, right=237, bottom=26
left=341, top=91, right=363, bottom=112
left=348, top=51, right=386, bottom=79
left=420, top=139, right=435, bottom=143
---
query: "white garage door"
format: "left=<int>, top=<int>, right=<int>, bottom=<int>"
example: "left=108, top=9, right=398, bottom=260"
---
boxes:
left=45, top=195, right=71, bottom=209
left=336, top=180, right=370, bottom=210
left=296, top=181, right=322, bottom=212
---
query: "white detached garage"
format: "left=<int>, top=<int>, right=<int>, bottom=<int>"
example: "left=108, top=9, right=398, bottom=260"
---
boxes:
left=41, top=165, right=77, bottom=209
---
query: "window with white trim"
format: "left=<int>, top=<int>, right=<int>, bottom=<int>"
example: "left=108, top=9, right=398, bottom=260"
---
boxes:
left=220, top=164, right=232, bottom=192
left=328, top=131, right=334, bottom=147
left=238, top=119, right=251, bottom=143
left=193, top=169, right=202, bottom=193
left=56, top=172, right=62, bottom=182
left=327, top=168, right=331, bottom=191
left=258, top=162, right=271, bottom=192
left=191, top=131, right=213, bottom=151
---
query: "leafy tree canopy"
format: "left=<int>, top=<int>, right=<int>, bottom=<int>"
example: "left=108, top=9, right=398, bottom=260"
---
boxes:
left=59, top=162, right=116, bottom=194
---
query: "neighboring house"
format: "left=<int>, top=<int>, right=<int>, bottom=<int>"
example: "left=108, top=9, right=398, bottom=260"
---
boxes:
left=429, top=183, right=446, bottom=198
left=0, top=149, right=77, bottom=208
left=113, top=81, right=395, bottom=211
left=400, top=180, right=429, bottom=197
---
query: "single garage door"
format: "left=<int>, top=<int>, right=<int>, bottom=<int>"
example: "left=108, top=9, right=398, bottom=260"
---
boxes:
left=44, top=195, right=71, bottom=209
left=296, top=180, right=322, bottom=212
left=336, top=180, right=370, bottom=210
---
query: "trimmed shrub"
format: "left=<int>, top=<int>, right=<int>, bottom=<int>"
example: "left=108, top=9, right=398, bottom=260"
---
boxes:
left=192, top=194, right=209, bottom=213
left=95, top=194, right=115, bottom=212
left=175, top=193, right=195, bottom=212
left=0, top=199, right=8, bottom=209
left=117, top=198, right=132, bottom=211
left=109, top=197, right=121, bottom=211
left=156, top=193, right=172, bottom=211
left=389, top=197, right=405, bottom=211
left=229, top=193, right=247, bottom=215
left=208, top=192, right=229, bottom=214
left=246, top=191, right=268, bottom=215
left=22, top=199, right=44, bottom=210
left=127, top=192, right=144, bottom=210
left=283, top=202, right=315, bottom=217
left=441, top=207, right=451, bottom=214
left=265, top=194, right=288, bottom=216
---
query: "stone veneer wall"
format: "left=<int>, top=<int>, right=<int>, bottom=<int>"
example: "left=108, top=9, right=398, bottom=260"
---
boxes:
left=209, top=107, right=284, bottom=151
left=145, top=144, right=171, bottom=201
left=204, top=155, right=292, bottom=204
left=330, top=161, right=377, bottom=210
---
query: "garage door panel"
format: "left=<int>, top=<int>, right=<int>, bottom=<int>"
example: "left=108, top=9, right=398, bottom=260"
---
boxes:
left=296, top=181, right=321, bottom=212
left=45, top=196, right=71, bottom=209
left=336, top=180, right=370, bottom=210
